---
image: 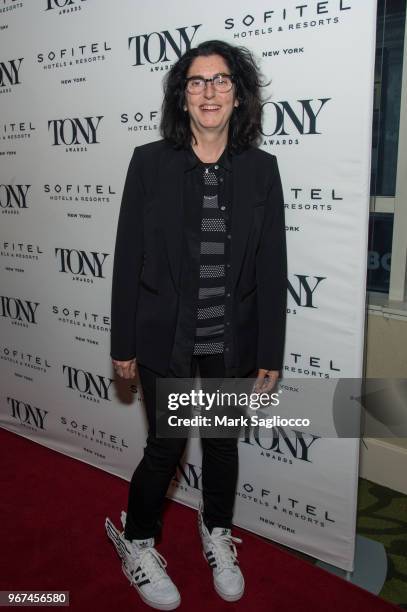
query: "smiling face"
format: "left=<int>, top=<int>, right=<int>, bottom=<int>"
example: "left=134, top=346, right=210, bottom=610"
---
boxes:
left=184, top=54, right=238, bottom=140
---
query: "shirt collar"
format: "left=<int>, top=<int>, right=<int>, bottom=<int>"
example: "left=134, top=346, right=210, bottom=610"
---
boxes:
left=184, top=145, right=232, bottom=172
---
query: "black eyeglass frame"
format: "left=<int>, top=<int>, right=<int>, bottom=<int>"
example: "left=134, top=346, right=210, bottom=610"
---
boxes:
left=184, top=72, right=235, bottom=94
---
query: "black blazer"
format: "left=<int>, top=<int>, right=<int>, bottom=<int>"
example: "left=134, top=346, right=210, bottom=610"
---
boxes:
left=110, top=139, right=287, bottom=376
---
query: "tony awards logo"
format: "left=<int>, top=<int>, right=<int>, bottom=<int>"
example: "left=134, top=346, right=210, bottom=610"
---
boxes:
left=128, top=25, right=202, bottom=69
left=54, top=248, right=109, bottom=283
left=261, top=98, right=331, bottom=145
left=0, top=58, right=23, bottom=91
left=172, top=462, right=202, bottom=491
left=45, top=0, right=86, bottom=12
left=8, top=396, right=48, bottom=431
left=63, top=365, right=114, bottom=403
left=0, top=296, right=39, bottom=326
left=241, top=426, right=320, bottom=464
left=287, top=274, right=326, bottom=309
left=48, top=116, right=103, bottom=152
left=0, top=184, right=31, bottom=213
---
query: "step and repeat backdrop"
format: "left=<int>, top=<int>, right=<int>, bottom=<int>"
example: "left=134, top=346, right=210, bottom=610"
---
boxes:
left=0, top=0, right=377, bottom=571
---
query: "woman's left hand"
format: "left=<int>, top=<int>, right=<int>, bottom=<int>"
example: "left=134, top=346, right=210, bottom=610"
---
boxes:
left=254, top=369, right=279, bottom=393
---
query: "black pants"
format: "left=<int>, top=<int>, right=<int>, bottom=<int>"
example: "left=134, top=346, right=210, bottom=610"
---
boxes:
left=124, top=353, right=239, bottom=540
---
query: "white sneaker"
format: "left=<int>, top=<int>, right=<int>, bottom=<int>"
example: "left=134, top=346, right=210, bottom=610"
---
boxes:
left=198, top=503, right=245, bottom=601
left=105, top=511, right=181, bottom=611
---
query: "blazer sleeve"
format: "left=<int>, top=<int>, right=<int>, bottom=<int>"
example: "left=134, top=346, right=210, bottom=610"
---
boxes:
left=110, top=147, right=144, bottom=361
left=255, top=155, right=287, bottom=371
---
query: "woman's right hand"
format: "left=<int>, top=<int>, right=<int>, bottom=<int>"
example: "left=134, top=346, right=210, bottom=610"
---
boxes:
left=112, top=358, right=136, bottom=379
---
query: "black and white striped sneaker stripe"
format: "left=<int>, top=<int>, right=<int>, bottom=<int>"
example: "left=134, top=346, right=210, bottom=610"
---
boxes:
left=205, top=550, right=217, bottom=568
left=105, top=517, right=130, bottom=561
left=105, top=518, right=152, bottom=588
left=131, top=566, right=150, bottom=588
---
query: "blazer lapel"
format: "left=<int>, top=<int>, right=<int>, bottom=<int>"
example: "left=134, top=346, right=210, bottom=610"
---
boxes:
left=158, top=146, right=256, bottom=292
left=231, top=151, right=256, bottom=289
left=159, top=148, right=185, bottom=290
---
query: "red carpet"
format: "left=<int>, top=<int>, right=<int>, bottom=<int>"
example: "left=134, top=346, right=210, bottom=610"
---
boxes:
left=0, top=427, right=400, bottom=611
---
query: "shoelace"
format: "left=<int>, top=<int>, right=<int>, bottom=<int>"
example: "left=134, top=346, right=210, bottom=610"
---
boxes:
left=209, top=532, right=242, bottom=572
left=130, top=545, right=169, bottom=586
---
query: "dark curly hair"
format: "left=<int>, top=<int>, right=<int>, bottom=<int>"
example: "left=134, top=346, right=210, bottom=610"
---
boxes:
left=160, top=40, right=266, bottom=153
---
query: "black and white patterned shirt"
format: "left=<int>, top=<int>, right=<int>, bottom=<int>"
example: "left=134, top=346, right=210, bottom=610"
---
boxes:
left=169, top=147, right=234, bottom=376
left=193, top=163, right=226, bottom=355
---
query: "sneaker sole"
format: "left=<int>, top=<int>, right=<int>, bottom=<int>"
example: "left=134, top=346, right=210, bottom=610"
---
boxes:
left=105, top=518, right=181, bottom=611
left=202, top=550, right=245, bottom=602
left=214, top=580, right=245, bottom=602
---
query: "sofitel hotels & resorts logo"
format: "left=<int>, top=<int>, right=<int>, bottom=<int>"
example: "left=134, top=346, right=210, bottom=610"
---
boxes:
left=223, top=1, right=352, bottom=39
left=0, top=1, right=24, bottom=16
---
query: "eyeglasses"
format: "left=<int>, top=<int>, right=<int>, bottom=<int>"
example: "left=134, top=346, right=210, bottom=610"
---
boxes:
left=185, top=73, right=234, bottom=94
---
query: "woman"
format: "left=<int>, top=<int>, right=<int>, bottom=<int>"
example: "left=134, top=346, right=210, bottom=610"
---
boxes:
left=105, top=40, right=287, bottom=610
